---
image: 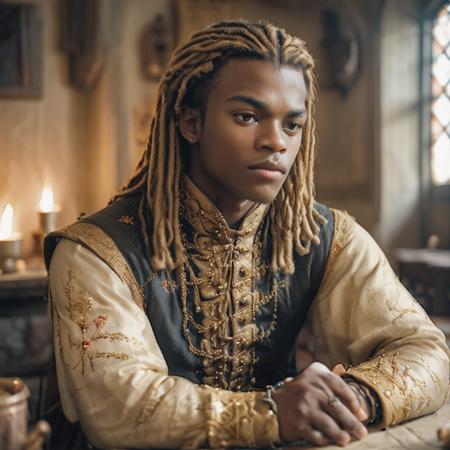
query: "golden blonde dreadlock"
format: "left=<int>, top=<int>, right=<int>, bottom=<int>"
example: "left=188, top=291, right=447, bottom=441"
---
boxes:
left=113, top=19, right=325, bottom=274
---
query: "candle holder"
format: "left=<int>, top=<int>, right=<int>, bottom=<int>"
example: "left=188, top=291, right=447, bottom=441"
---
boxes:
left=0, top=235, right=22, bottom=274
left=38, top=211, right=59, bottom=235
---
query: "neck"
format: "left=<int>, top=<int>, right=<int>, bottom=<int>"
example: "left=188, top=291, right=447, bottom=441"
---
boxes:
left=186, top=172, right=256, bottom=228
left=214, top=196, right=255, bottom=228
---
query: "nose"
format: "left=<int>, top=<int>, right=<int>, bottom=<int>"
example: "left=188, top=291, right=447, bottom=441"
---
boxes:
left=257, top=121, right=287, bottom=153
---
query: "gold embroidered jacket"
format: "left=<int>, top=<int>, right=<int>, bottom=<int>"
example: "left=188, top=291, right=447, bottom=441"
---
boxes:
left=45, top=180, right=449, bottom=449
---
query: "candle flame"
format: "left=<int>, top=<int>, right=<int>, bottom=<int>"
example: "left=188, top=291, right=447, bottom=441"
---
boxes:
left=40, top=184, right=55, bottom=212
left=0, top=204, right=13, bottom=239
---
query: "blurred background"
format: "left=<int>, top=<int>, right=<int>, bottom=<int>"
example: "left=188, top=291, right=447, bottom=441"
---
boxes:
left=0, top=0, right=449, bottom=429
left=0, top=0, right=449, bottom=257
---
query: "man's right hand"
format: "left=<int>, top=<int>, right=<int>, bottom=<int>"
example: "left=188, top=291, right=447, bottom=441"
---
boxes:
left=272, top=362, right=368, bottom=447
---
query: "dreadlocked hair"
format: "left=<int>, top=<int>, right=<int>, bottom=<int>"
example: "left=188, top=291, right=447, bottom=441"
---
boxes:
left=112, top=19, right=326, bottom=275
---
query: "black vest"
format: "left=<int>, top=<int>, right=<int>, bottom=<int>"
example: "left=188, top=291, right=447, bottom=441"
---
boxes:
left=45, top=195, right=334, bottom=389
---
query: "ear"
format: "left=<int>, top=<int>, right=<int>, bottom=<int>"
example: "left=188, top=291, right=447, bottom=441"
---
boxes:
left=178, top=106, right=202, bottom=144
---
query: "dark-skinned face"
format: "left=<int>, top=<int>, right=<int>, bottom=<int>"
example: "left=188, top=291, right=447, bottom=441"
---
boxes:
left=182, top=58, right=308, bottom=210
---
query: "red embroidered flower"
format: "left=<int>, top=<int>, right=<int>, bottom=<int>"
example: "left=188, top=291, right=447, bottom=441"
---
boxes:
left=94, top=314, right=108, bottom=328
left=82, top=339, right=92, bottom=349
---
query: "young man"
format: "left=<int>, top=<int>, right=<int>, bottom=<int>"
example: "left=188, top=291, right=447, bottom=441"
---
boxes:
left=44, top=20, right=449, bottom=449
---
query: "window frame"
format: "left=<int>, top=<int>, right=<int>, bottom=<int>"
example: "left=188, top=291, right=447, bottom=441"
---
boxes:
left=420, top=0, right=450, bottom=204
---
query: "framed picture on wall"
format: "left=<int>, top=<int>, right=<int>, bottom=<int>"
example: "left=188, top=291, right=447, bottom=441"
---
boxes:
left=0, top=2, right=42, bottom=98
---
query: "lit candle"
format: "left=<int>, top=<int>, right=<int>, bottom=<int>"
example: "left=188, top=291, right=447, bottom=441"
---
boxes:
left=38, top=184, right=60, bottom=234
left=39, top=184, right=54, bottom=213
left=0, top=203, right=23, bottom=274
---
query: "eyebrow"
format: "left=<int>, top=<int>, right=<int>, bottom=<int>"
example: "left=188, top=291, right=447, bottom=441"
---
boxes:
left=225, top=95, right=306, bottom=118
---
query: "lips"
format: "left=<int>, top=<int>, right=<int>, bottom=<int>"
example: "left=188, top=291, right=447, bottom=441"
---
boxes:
left=248, top=160, right=287, bottom=174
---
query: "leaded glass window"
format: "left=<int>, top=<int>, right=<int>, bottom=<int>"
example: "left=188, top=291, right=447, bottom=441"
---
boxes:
left=431, top=3, right=450, bottom=185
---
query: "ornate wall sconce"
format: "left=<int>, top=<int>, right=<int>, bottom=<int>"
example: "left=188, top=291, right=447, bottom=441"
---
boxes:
left=140, top=14, right=174, bottom=81
left=320, top=8, right=362, bottom=99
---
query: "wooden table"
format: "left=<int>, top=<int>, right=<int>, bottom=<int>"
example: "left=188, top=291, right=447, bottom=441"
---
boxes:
left=288, top=401, right=450, bottom=449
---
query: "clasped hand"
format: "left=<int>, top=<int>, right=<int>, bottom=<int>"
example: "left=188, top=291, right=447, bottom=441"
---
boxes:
left=273, top=362, right=368, bottom=447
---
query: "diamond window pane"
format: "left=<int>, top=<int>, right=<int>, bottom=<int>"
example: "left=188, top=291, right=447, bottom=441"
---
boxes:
left=432, top=117, right=444, bottom=140
left=432, top=78, right=445, bottom=96
left=432, top=95, right=450, bottom=127
left=432, top=40, right=445, bottom=62
left=431, top=4, right=450, bottom=186
left=432, top=53, right=450, bottom=86
left=431, top=134, right=450, bottom=185
left=434, top=6, right=450, bottom=48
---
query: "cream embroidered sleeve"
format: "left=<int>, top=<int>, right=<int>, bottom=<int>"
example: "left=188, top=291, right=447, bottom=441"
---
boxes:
left=307, top=210, right=450, bottom=427
left=49, top=239, right=279, bottom=449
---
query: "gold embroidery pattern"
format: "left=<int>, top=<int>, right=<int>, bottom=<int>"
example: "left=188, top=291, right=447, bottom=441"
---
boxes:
left=59, top=267, right=145, bottom=375
left=207, top=391, right=278, bottom=448
left=177, top=179, right=277, bottom=391
left=55, top=222, right=144, bottom=309
left=118, top=215, right=135, bottom=225
left=162, top=277, right=179, bottom=293
left=384, top=278, right=419, bottom=325
left=208, top=392, right=257, bottom=448
left=348, top=352, right=446, bottom=425
left=142, top=270, right=158, bottom=290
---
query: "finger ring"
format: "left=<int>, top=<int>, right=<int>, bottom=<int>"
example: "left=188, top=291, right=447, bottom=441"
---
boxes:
left=328, top=395, right=339, bottom=407
left=273, top=380, right=284, bottom=390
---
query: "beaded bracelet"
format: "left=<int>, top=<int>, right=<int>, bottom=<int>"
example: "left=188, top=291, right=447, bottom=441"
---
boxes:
left=262, top=385, right=278, bottom=414
left=262, top=380, right=285, bottom=415
left=345, top=378, right=382, bottom=425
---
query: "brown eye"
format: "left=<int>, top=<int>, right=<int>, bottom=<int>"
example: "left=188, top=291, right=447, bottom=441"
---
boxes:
left=284, top=121, right=303, bottom=135
left=236, top=113, right=257, bottom=123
